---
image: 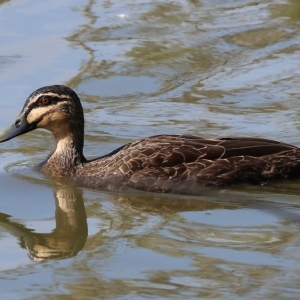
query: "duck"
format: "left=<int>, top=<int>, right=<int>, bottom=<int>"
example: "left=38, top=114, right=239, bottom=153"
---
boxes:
left=0, top=84, right=300, bottom=195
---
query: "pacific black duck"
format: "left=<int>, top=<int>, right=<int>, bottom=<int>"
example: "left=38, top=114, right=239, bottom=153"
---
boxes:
left=0, top=85, right=299, bottom=195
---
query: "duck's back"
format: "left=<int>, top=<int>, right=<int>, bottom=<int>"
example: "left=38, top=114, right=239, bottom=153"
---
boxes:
left=74, top=134, right=300, bottom=194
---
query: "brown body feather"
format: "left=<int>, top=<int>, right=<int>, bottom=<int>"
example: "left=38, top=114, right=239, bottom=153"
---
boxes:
left=65, top=134, right=300, bottom=194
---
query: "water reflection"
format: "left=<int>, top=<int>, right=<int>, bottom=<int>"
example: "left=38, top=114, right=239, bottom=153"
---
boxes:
left=4, top=173, right=300, bottom=263
left=0, top=186, right=87, bottom=261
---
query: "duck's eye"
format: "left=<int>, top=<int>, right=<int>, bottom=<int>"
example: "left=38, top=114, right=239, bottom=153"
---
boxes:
left=40, top=97, right=51, bottom=106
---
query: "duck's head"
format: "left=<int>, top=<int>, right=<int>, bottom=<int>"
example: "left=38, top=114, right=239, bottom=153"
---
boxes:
left=0, top=85, right=84, bottom=145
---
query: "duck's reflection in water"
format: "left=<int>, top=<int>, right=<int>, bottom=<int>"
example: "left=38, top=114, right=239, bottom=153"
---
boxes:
left=1, top=180, right=300, bottom=261
left=0, top=187, right=87, bottom=261
left=0, top=185, right=243, bottom=261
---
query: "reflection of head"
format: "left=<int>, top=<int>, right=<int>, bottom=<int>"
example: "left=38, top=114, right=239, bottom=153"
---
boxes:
left=2, top=187, right=88, bottom=261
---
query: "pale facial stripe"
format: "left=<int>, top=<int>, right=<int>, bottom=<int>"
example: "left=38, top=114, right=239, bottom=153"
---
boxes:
left=26, top=101, right=68, bottom=124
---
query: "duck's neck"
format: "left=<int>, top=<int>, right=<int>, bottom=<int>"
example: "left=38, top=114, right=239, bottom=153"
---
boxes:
left=41, top=126, right=86, bottom=177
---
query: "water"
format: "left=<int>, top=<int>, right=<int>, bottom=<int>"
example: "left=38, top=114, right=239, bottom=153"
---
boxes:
left=0, top=0, right=300, bottom=298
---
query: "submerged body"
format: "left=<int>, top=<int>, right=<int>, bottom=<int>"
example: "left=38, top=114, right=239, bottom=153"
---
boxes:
left=0, top=85, right=300, bottom=195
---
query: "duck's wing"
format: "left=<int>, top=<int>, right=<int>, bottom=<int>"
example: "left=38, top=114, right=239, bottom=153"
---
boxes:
left=118, top=134, right=300, bottom=191
left=86, top=134, right=299, bottom=193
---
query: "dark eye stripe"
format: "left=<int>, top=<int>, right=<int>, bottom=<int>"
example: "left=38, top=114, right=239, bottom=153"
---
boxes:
left=38, top=96, right=61, bottom=106
left=43, top=96, right=61, bottom=105
left=26, top=96, right=63, bottom=112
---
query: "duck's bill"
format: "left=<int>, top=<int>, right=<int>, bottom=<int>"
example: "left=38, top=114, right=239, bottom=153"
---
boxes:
left=0, top=112, right=35, bottom=143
